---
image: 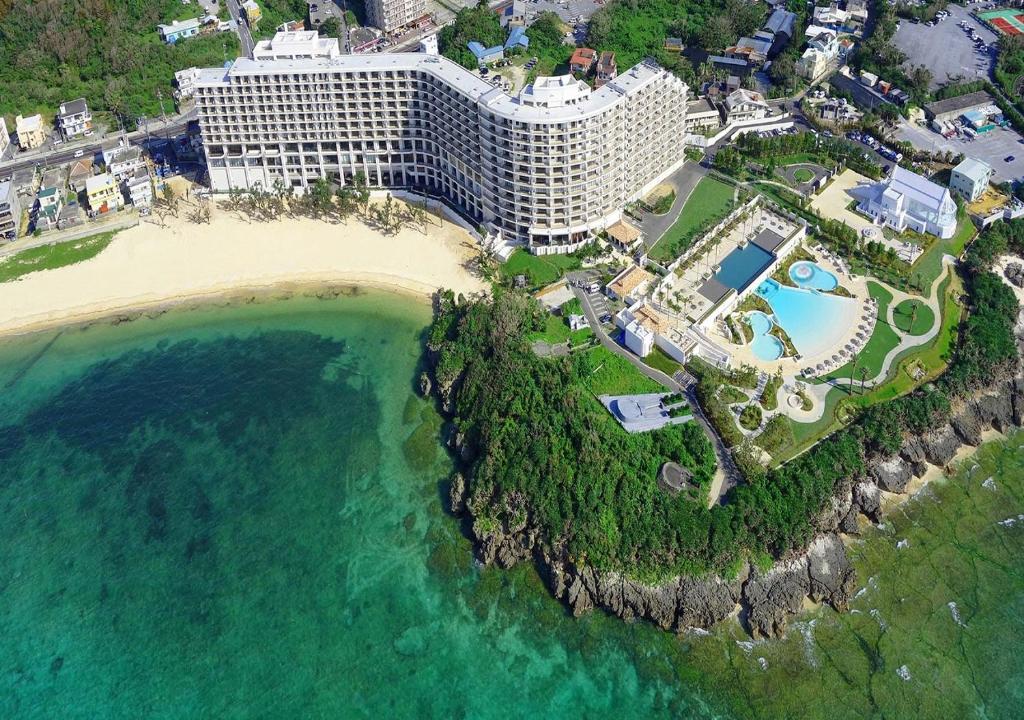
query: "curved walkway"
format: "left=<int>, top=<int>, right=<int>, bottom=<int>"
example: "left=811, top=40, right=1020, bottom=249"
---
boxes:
left=780, top=255, right=955, bottom=421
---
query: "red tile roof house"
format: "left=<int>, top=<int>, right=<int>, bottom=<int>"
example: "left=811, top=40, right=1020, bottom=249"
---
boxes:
left=595, top=51, right=617, bottom=87
left=569, top=47, right=597, bottom=75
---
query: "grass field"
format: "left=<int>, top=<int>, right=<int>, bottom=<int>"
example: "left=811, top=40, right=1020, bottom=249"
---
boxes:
left=582, top=346, right=663, bottom=395
left=642, top=346, right=682, bottom=376
left=791, top=168, right=815, bottom=183
left=892, top=298, right=934, bottom=335
left=0, top=231, right=119, bottom=284
left=648, top=178, right=735, bottom=263
left=501, top=249, right=581, bottom=288
left=911, top=215, right=975, bottom=289
left=527, top=314, right=593, bottom=347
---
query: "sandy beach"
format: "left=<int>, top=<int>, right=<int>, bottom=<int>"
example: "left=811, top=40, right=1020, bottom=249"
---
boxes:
left=0, top=197, right=488, bottom=338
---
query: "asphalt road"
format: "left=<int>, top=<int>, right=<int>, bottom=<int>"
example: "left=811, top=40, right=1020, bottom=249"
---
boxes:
left=0, top=110, right=197, bottom=176
left=225, top=0, right=256, bottom=57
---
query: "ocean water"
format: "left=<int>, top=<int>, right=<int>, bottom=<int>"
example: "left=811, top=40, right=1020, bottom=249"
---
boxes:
left=0, top=291, right=1021, bottom=719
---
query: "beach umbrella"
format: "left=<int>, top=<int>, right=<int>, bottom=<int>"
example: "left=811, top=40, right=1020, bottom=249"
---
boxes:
left=832, top=354, right=841, bottom=363
left=816, top=363, right=825, bottom=372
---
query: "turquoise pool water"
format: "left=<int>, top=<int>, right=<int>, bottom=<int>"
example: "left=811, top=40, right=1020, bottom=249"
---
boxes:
left=756, top=279, right=857, bottom=358
left=746, top=311, right=784, bottom=361
left=789, top=261, right=839, bottom=291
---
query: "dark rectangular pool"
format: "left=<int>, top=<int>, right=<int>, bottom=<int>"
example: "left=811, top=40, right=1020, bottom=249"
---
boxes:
left=713, top=243, right=775, bottom=292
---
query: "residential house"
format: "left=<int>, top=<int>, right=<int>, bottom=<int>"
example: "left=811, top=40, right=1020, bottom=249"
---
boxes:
left=763, top=8, right=797, bottom=56
left=685, top=97, right=723, bottom=132
left=123, top=168, right=154, bottom=209
left=467, top=41, right=504, bottom=65
left=727, top=36, right=772, bottom=65
left=845, top=0, right=869, bottom=27
left=175, top=67, right=202, bottom=99
left=797, top=30, right=839, bottom=80
left=504, top=27, right=529, bottom=52
left=569, top=47, right=597, bottom=75
left=56, top=98, right=93, bottom=140
left=57, top=204, right=83, bottom=230
left=818, top=97, right=860, bottom=123
left=105, top=145, right=147, bottom=183
left=15, top=114, right=45, bottom=149
left=0, top=179, right=22, bottom=241
left=813, top=3, right=849, bottom=29
left=950, top=157, right=993, bottom=202
left=242, top=0, right=262, bottom=25
left=34, top=185, right=63, bottom=230
left=860, top=70, right=878, bottom=87
left=277, top=19, right=306, bottom=32
left=85, top=172, right=123, bottom=214
left=494, top=0, right=526, bottom=27
left=838, top=37, right=856, bottom=60
left=857, top=166, right=958, bottom=239
left=68, top=158, right=95, bottom=195
left=158, top=18, right=202, bottom=44
left=723, top=88, right=770, bottom=122
left=0, top=117, right=9, bottom=157
left=595, top=51, right=617, bottom=88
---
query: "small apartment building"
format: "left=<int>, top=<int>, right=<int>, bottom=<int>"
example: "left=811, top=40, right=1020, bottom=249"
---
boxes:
left=723, top=88, right=770, bottom=122
left=35, top=186, right=64, bottom=230
left=685, top=97, right=723, bottom=132
left=0, top=179, right=22, bottom=241
left=158, top=18, right=202, bottom=44
left=105, top=145, right=146, bottom=183
left=85, top=173, right=123, bottom=214
left=175, top=67, right=202, bottom=99
left=570, top=47, right=597, bottom=75
left=56, top=98, right=93, bottom=140
left=366, top=0, right=426, bottom=32
left=949, top=157, right=993, bottom=203
left=242, top=0, right=262, bottom=25
left=606, top=265, right=653, bottom=304
left=797, top=30, right=839, bottom=80
left=0, top=117, right=9, bottom=157
left=123, top=169, right=154, bottom=208
left=68, top=158, right=95, bottom=194
left=595, top=51, right=617, bottom=88
left=16, top=114, right=45, bottom=149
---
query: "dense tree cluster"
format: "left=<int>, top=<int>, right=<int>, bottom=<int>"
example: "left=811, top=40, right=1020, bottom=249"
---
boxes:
left=429, top=214, right=1022, bottom=577
left=437, top=2, right=505, bottom=69
left=0, top=0, right=239, bottom=124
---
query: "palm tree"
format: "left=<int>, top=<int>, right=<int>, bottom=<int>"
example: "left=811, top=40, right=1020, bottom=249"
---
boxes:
left=909, top=301, right=919, bottom=333
left=859, top=366, right=869, bottom=395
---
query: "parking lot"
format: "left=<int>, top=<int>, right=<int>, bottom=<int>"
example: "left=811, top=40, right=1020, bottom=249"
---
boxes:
left=895, top=120, right=1024, bottom=184
left=892, top=4, right=997, bottom=89
left=524, top=0, right=604, bottom=25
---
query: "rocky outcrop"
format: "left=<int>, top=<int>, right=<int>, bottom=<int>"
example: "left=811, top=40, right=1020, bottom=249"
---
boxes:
left=870, top=455, right=913, bottom=493
left=921, top=425, right=961, bottom=467
left=448, top=472, right=467, bottom=515
left=1004, top=261, right=1024, bottom=288
left=806, top=534, right=857, bottom=611
left=853, top=481, right=882, bottom=522
left=743, top=558, right=810, bottom=639
left=951, top=404, right=984, bottom=447
left=418, top=371, right=432, bottom=397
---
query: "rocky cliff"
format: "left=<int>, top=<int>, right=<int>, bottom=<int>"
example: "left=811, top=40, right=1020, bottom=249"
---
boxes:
left=435, top=328, right=1024, bottom=639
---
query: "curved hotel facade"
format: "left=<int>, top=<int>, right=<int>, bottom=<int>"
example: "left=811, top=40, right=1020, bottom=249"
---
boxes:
left=196, top=32, right=689, bottom=253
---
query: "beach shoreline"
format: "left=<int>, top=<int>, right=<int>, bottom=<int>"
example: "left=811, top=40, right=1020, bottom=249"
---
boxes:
left=0, top=191, right=488, bottom=341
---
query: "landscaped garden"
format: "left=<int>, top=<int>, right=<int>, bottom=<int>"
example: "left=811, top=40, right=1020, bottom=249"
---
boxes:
left=892, top=298, right=934, bottom=335
left=501, top=249, right=582, bottom=288
left=822, top=282, right=900, bottom=382
left=648, top=178, right=735, bottom=263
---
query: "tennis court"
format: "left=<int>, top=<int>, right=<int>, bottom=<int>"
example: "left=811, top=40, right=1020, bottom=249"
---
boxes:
left=980, top=9, right=1024, bottom=36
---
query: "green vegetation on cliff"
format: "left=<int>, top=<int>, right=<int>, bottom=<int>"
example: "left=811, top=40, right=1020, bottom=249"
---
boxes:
left=429, top=215, right=1021, bottom=578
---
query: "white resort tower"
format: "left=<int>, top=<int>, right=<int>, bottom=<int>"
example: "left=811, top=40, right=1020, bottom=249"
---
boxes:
left=195, top=31, right=689, bottom=253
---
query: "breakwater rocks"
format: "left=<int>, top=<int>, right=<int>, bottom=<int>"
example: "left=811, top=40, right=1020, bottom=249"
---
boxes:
left=438, top=363, right=1024, bottom=638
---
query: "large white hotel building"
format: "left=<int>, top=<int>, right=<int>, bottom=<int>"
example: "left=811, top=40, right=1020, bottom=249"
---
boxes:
left=195, top=32, right=689, bottom=253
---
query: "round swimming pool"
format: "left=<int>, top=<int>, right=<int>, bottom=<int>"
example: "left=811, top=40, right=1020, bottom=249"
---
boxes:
left=789, top=261, right=838, bottom=292
left=746, top=311, right=784, bottom=361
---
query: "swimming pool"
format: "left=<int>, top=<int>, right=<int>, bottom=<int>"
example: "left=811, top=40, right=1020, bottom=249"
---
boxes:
left=789, top=261, right=838, bottom=291
left=715, top=243, right=775, bottom=292
left=756, top=279, right=857, bottom=359
left=746, top=311, right=784, bottom=361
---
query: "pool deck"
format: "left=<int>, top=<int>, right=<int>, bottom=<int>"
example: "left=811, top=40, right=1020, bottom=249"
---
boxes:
left=713, top=251, right=870, bottom=375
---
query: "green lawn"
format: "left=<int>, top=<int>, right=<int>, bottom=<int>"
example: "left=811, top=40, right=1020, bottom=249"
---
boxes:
left=791, top=168, right=815, bottom=183
left=0, top=231, right=119, bottom=283
left=581, top=346, right=663, bottom=395
left=501, top=249, right=581, bottom=288
left=527, top=314, right=593, bottom=347
left=892, top=298, right=934, bottom=335
left=822, top=281, right=899, bottom=382
left=642, top=346, right=682, bottom=376
left=910, top=215, right=976, bottom=290
left=648, top=178, right=735, bottom=263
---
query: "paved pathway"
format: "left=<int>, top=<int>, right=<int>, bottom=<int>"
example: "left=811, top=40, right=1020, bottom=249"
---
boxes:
left=570, top=283, right=743, bottom=505
left=792, top=255, right=956, bottom=420
left=639, top=162, right=708, bottom=250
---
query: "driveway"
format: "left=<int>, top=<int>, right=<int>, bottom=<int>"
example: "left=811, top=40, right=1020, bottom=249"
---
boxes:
left=891, top=4, right=997, bottom=88
left=638, top=162, right=708, bottom=250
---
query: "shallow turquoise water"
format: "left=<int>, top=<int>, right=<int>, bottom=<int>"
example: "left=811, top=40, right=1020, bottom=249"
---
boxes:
left=789, top=261, right=839, bottom=292
left=0, top=291, right=1022, bottom=719
left=746, top=311, right=784, bottom=361
left=757, top=278, right=857, bottom=358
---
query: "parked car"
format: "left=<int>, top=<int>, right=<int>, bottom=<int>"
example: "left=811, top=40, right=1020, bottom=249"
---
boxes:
left=73, top=149, right=84, bottom=158
left=1006, top=155, right=1016, bottom=162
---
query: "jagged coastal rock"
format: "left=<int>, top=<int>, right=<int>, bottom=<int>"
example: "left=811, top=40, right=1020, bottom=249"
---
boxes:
left=432, top=324, right=1024, bottom=637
